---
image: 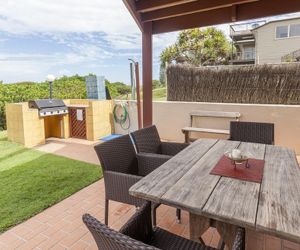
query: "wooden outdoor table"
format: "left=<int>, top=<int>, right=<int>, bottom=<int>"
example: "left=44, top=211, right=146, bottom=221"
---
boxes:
left=129, top=139, right=300, bottom=249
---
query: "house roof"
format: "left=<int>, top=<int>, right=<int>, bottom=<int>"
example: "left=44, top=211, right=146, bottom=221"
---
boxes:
left=252, top=16, right=300, bottom=30
left=123, top=0, right=300, bottom=34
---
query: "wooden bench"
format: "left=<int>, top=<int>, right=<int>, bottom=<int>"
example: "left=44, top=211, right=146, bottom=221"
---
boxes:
left=182, top=111, right=241, bottom=143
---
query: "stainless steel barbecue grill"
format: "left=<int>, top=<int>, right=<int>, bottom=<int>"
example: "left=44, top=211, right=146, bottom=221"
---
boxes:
left=28, top=99, right=68, bottom=117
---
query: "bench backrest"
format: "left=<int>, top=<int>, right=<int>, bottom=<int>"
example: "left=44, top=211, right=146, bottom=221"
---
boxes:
left=189, top=111, right=241, bottom=119
left=189, top=111, right=241, bottom=126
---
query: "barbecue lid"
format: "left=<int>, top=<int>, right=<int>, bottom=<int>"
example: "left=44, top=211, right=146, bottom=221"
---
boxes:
left=29, top=99, right=66, bottom=109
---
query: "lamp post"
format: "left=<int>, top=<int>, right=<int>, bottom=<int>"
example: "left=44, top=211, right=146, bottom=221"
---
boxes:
left=128, top=59, right=142, bottom=129
left=129, top=59, right=135, bottom=100
left=46, top=74, right=55, bottom=99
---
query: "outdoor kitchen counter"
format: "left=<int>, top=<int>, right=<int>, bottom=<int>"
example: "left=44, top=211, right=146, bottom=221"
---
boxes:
left=66, top=104, right=89, bottom=108
left=129, top=139, right=300, bottom=249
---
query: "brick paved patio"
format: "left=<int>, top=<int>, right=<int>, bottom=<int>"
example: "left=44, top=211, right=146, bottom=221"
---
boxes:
left=0, top=179, right=216, bottom=250
left=0, top=138, right=299, bottom=249
left=0, top=179, right=299, bottom=250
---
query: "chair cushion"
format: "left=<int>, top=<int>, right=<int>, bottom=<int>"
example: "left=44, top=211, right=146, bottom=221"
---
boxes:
left=150, top=227, right=216, bottom=250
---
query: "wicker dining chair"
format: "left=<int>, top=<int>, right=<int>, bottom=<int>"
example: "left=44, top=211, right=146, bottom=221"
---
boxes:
left=130, top=125, right=189, bottom=224
left=94, top=134, right=157, bottom=225
left=83, top=202, right=245, bottom=250
left=229, top=121, right=274, bottom=145
left=131, top=125, right=189, bottom=157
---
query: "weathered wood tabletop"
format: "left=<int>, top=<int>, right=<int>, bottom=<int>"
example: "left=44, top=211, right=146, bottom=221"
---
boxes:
left=129, top=139, right=300, bottom=247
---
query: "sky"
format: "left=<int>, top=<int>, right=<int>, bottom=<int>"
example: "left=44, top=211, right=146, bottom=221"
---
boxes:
left=0, top=1, right=299, bottom=84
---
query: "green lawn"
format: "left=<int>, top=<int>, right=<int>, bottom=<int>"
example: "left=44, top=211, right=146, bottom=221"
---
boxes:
left=119, top=87, right=167, bottom=101
left=0, top=131, right=102, bottom=232
left=152, top=87, right=167, bottom=101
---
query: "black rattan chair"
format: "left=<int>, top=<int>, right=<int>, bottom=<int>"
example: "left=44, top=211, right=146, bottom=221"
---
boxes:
left=83, top=202, right=245, bottom=250
left=131, top=125, right=189, bottom=223
left=94, top=134, right=157, bottom=225
left=229, top=121, right=274, bottom=145
left=131, top=125, right=189, bottom=157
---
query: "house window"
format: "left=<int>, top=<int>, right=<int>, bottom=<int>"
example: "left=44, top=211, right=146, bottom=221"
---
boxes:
left=290, top=24, right=300, bottom=37
left=244, top=47, right=255, bottom=60
left=276, top=26, right=289, bottom=38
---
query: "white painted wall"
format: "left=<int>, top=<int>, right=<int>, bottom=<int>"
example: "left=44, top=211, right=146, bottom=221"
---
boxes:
left=113, top=100, right=138, bottom=135
left=115, top=101, right=300, bottom=154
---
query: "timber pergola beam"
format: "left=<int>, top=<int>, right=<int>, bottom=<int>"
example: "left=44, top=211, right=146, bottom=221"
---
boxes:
left=123, top=0, right=300, bottom=127
left=122, top=0, right=144, bottom=32
left=136, top=0, right=197, bottom=13
left=127, top=0, right=300, bottom=34
left=141, top=0, right=259, bottom=22
left=152, top=0, right=300, bottom=34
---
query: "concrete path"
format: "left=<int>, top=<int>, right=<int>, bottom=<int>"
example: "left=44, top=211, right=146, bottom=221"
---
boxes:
left=35, top=138, right=99, bottom=165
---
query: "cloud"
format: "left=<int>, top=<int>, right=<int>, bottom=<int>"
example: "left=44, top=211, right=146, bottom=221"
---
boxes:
left=0, top=0, right=178, bottom=53
left=0, top=1, right=299, bottom=83
left=0, top=58, right=52, bottom=82
left=0, top=0, right=147, bottom=83
left=103, top=34, right=141, bottom=50
left=0, top=53, right=56, bottom=62
left=0, top=51, right=105, bottom=83
left=0, top=0, right=138, bottom=35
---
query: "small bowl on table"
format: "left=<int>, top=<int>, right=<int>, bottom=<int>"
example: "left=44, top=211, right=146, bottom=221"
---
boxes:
left=224, top=151, right=250, bottom=169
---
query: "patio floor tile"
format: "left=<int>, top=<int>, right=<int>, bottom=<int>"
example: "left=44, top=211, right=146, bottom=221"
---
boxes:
left=15, top=233, right=48, bottom=250
left=38, top=230, right=67, bottom=249
left=69, top=240, right=89, bottom=250
left=59, top=227, right=86, bottom=248
left=49, top=244, right=67, bottom=250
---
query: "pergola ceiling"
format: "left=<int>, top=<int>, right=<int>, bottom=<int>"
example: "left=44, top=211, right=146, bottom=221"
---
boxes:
left=123, top=0, right=300, bottom=127
left=123, top=0, right=300, bottom=34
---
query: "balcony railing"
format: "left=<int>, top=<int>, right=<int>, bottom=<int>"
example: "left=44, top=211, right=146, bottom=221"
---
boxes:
left=230, top=21, right=266, bottom=37
left=234, top=51, right=255, bottom=61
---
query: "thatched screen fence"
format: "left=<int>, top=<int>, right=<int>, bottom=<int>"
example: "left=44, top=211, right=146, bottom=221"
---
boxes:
left=166, top=64, right=300, bottom=104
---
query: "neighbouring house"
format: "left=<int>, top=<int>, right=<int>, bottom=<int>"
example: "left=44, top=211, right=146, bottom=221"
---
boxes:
left=229, top=20, right=265, bottom=65
left=230, top=17, right=300, bottom=65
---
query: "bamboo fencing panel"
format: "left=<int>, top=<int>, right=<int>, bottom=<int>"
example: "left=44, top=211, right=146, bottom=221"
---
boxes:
left=166, top=64, right=300, bottom=104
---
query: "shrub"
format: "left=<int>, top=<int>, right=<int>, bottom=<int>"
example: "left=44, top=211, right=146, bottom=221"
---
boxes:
left=0, top=76, right=129, bottom=130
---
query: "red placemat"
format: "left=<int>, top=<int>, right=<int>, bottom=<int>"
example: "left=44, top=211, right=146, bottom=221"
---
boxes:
left=210, top=155, right=265, bottom=183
